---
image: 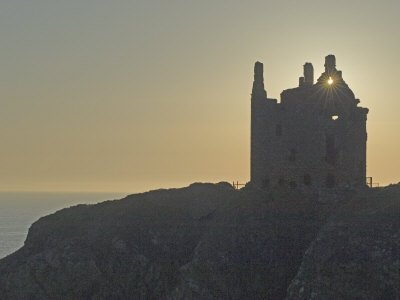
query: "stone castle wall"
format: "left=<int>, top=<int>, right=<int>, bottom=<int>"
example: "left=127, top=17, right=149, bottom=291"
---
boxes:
left=250, top=56, right=368, bottom=190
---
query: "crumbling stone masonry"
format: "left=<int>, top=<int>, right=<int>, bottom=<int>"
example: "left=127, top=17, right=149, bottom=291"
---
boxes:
left=250, top=55, right=369, bottom=190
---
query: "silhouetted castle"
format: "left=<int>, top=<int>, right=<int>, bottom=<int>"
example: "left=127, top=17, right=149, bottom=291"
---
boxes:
left=251, top=55, right=369, bottom=190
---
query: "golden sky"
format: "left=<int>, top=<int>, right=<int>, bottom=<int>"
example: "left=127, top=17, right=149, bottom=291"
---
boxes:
left=0, top=0, right=399, bottom=192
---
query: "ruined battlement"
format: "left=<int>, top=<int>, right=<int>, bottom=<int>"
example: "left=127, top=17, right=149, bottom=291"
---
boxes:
left=250, top=55, right=368, bottom=190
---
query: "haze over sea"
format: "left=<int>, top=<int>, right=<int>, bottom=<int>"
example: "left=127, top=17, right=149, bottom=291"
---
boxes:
left=0, top=192, right=126, bottom=259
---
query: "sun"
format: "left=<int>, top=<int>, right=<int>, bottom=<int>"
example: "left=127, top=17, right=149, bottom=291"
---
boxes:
left=327, top=76, right=334, bottom=85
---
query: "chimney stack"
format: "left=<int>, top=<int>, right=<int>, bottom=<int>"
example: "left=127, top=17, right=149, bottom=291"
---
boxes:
left=299, top=76, right=305, bottom=87
left=325, top=54, right=336, bottom=74
left=252, top=61, right=267, bottom=99
left=303, top=63, right=314, bottom=86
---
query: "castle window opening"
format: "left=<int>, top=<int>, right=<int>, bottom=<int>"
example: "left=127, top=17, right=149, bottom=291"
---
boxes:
left=303, top=174, right=312, bottom=186
left=289, top=181, right=297, bottom=189
left=326, top=134, right=336, bottom=165
left=262, top=178, right=270, bottom=189
left=289, top=149, right=296, bottom=162
left=276, top=124, right=282, bottom=137
left=278, top=177, right=285, bottom=186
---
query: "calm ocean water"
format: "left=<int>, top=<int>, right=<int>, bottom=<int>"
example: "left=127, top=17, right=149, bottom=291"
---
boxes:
left=0, top=192, right=126, bottom=259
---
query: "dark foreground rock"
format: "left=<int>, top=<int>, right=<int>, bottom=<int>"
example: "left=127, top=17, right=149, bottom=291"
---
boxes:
left=0, top=182, right=398, bottom=299
left=287, top=185, right=400, bottom=299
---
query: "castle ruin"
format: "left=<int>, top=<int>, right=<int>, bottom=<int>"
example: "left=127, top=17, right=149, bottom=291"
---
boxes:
left=250, top=55, right=369, bottom=190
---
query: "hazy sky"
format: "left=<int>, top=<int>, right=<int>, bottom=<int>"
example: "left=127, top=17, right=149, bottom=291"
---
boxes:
left=1, top=0, right=399, bottom=192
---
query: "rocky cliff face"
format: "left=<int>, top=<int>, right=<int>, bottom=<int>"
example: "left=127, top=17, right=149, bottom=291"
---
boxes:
left=0, top=183, right=398, bottom=299
left=287, top=186, right=400, bottom=299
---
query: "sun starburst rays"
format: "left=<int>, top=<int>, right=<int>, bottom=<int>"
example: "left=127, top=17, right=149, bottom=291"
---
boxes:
left=305, top=75, right=353, bottom=117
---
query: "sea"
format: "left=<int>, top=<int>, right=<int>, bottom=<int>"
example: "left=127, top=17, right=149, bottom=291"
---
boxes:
left=0, top=192, right=127, bottom=259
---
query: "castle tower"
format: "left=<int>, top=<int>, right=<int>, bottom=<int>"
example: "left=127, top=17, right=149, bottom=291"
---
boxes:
left=250, top=62, right=280, bottom=187
left=252, top=62, right=267, bottom=100
left=250, top=55, right=368, bottom=190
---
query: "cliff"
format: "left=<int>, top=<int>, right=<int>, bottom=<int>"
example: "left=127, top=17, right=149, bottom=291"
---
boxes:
left=0, top=183, right=398, bottom=299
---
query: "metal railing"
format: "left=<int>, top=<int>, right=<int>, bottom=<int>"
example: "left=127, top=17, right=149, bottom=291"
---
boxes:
left=232, top=181, right=246, bottom=189
left=366, top=177, right=379, bottom=188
